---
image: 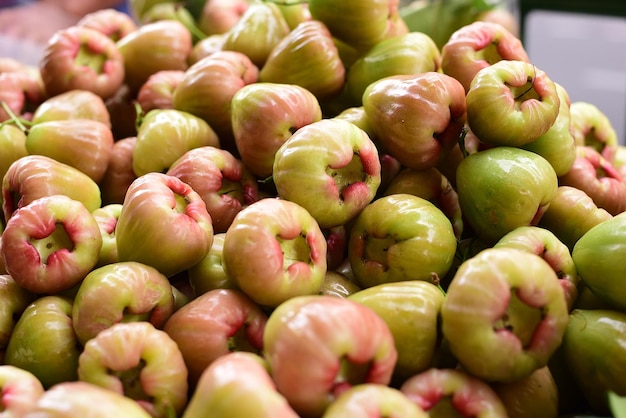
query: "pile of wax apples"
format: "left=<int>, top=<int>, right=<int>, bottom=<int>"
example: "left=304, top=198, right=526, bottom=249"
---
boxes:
left=1, top=0, right=626, bottom=417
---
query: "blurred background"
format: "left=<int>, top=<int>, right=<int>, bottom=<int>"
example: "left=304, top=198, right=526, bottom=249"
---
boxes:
left=1, top=0, right=625, bottom=143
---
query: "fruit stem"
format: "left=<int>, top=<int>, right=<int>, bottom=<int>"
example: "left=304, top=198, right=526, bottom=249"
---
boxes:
left=0, top=101, right=32, bottom=133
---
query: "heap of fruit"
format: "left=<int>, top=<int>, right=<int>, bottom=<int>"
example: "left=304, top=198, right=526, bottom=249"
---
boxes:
left=1, top=0, right=625, bottom=417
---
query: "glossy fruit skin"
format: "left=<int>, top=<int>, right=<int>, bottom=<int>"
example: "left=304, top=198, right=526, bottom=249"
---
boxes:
left=272, top=118, right=381, bottom=229
left=263, top=295, right=397, bottom=418
left=465, top=59, right=560, bottom=147
left=456, top=146, right=558, bottom=244
left=562, top=309, right=626, bottom=415
left=362, top=72, right=467, bottom=171
left=40, top=26, right=125, bottom=100
left=570, top=101, right=619, bottom=163
left=182, top=352, right=299, bottom=418
left=162, top=288, right=267, bottom=387
left=72, top=261, right=176, bottom=346
left=441, top=247, right=569, bottom=383
left=115, top=172, right=214, bottom=278
left=0, top=275, right=36, bottom=358
left=5, top=295, right=80, bottom=389
left=323, top=383, right=428, bottom=418
left=31, top=89, right=112, bottom=127
left=0, top=364, right=45, bottom=417
left=222, top=197, right=327, bottom=307
left=348, top=280, right=445, bottom=384
left=491, top=366, right=559, bottom=418
left=571, top=213, right=626, bottom=311
left=348, top=194, right=457, bottom=289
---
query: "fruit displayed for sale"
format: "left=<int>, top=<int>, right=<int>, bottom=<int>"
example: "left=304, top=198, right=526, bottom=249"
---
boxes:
left=562, top=309, right=626, bottom=415
left=1, top=195, right=102, bottom=294
left=72, top=261, right=176, bottom=346
left=163, top=288, right=267, bottom=386
left=115, top=172, right=214, bottom=278
left=222, top=197, right=327, bottom=307
left=182, top=351, right=299, bottom=418
left=39, top=26, right=125, bottom=100
left=272, top=118, right=381, bottom=229
left=456, top=146, right=558, bottom=244
left=348, top=280, right=445, bottom=384
left=348, top=193, right=457, bottom=288
left=441, top=247, right=569, bottom=383
left=1, top=2, right=626, bottom=416
left=77, top=321, right=188, bottom=418
left=572, top=212, right=626, bottom=311
left=263, top=295, right=397, bottom=417
left=362, top=72, right=467, bottom=171
left=400, top=367, right=508, bottom=417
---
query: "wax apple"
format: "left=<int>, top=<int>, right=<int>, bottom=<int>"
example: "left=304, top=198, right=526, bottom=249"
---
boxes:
left=559, top=145, right=626, bottom=216
left=26, top=118, right=114, bottom=184
left=362, top=72, right=466, bottom=171
left=197, top=0, right=249, bottom=36
left=0, top=275, right=36, bottom=359
left=348, top=194, right=456, bottom=288
left=72, top=261, right=176, bottom=345
left=258, top=20, right=346, bottom=101
left=78, top=321, right=188, bottom=418
left=572, top=213, right=626, bottom=311
left=231, top=82, right=323, bottom=179
left=0, top=124, right=27, bottom=199
left=39, top=26, right=125, bottom=100
left=263, top=295, right=398, bottom=418
left=491, top=366, right=559, bottom=418
left=2, top=155, right=102, bottom=222
left=187, top=233, right=237, bottom=296
left=0, top=365, right=45, bottom=416
left=31, top=89, right=111, bottom=127
left=382, top=167, right=464, bottom=239
left=348, top=280, right=445, bottom=384
left=441, top=247, right=569, bottom=382
left=136, top=70, right=185, bottom=113
left=465, top=60, right=560, bottom=147
left=494, top=226, right=579, bottom=310
left=116, top=19, right=192, bottom=93
left=183, top=352, right=299, bottom=418
left=99, top=136, right=137, bottom=205
left=5, top=295, right=80, bottom=388
left=319, top=271, right=361, bottom=298
left=115, top=172, right=214, bottom=278
left=132, top=108, right=220, bottom=176
left=173, top=50, right=259, bottom=152
left=324, top=384, right=428, bottom=418
left=308, top=0, right=391, bottom=54
left=441, top=20, right=530, bottom=92
left=272, top=118, right=381, bottom=229
left=346, top=31, right=442, bottom=105
left=222, top=1, right=290, bottom=68
left=570, top=101, right=619, bottom=163
left=222, top=197, right=327, bottom=307
left=521, top=82, right=576, bottom=176
left=188, top=33, right=227, bottom=64
left=1, top=195, right=102, bottom=294
left=562, top=309, right=626, bottom=415
left=76, top=7, right=138, bottom=41
left=91, top=204, right=121, bottom=267
left=163, top=288, right=267, bottom=386
left=166, top=146, right=260, bottom=233
left=456, top=146, right=558, bottom=244
left=400, top=368, right=508, bottom=417
left=28, top=381, right=152, bottom=418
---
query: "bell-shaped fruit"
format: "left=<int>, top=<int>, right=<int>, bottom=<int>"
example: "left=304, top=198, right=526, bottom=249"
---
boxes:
left=99, top=136, right=137, bottom=206
left=187, top=233, right=236, bottom=296
left=259, top=20, right=346, bottom=101
left=570, top=101, right=619, bottom=163
left=0, top=365, right=45, bottom=416
left=562, top=309, right=626, bottom=415
left=456, top=146, right=558, bottom=244
left=491, top=366, right=559, bottom=418
left=31, top=89, right=111, bottom=127
left=272, top=118, right=381, bottom=229
left=572, top=213, right=626, bottom=311
left=0, top=275, right=35, bottom=359
left=132, top=108, right=220, bottom=177
left=222, top=1, right=291, bottom=68
left=348, top=194, right=457, bottom=289
left=26, top=118, right=114, bottom=184
left=0, top=124, right=28, bottom=208
left=136, top=69, right=185, bottom=113
left=231, top=82, right=323, bottom=179
left=441, top=247, right=569, bottom=383
left=76, top=7, right=138, bottom=42
left=115, top=172, right=214, bottom=278
left=363, top=72, right=466, bottom=171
